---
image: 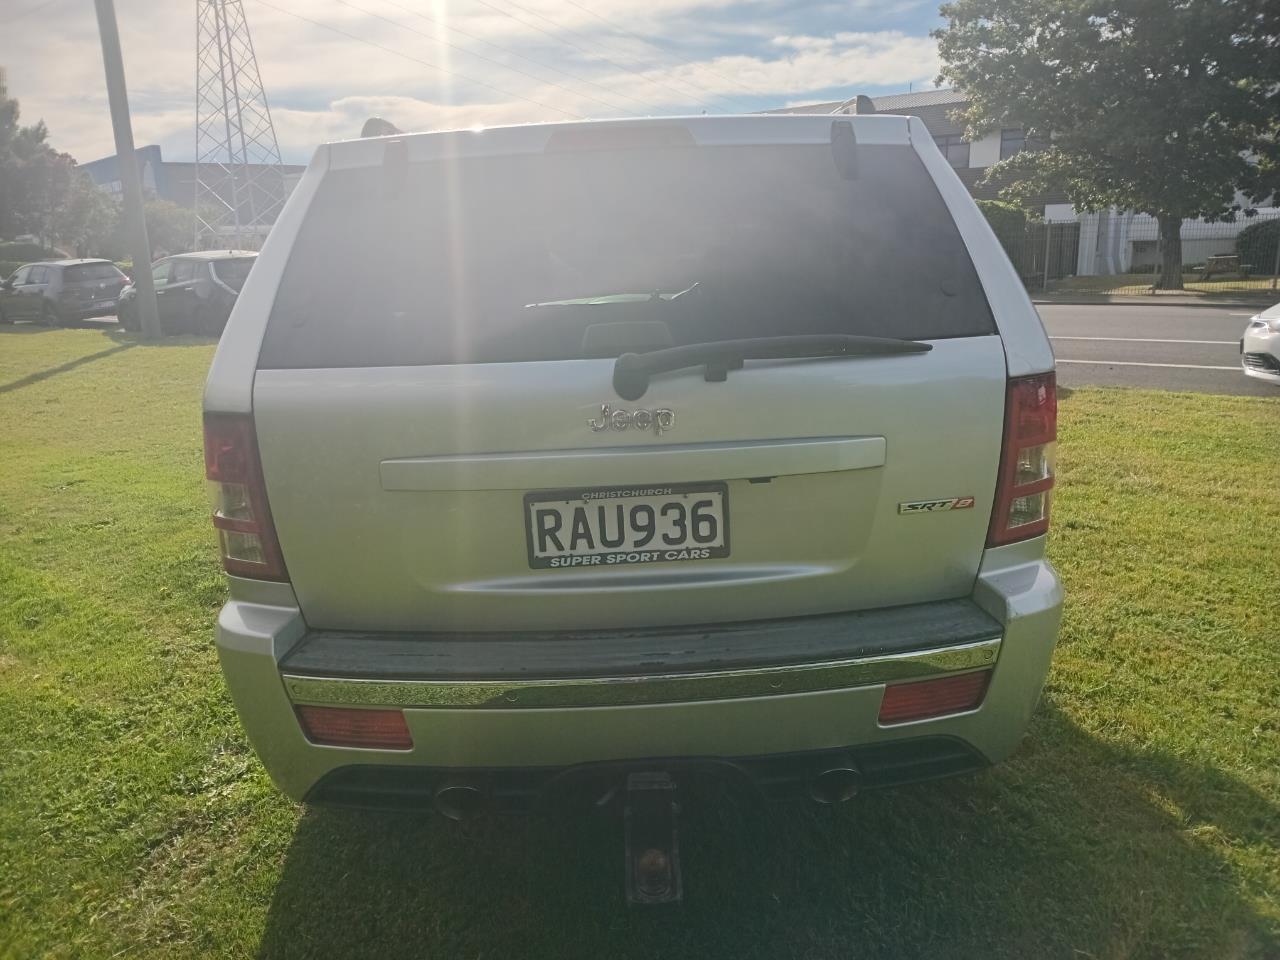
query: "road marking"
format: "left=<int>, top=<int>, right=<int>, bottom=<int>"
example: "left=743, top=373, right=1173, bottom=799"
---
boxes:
left=1049, top=336, right=1236, bottom=345
left=1057, top=359, right=1238, bottom=371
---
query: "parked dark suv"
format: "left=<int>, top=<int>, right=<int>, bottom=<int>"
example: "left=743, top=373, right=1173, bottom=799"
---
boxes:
left=0, top=259, right=129, bottom=325
left=118, top=251, right=256, bottom=335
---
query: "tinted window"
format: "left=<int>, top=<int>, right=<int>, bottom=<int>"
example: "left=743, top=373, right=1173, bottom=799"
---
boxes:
left=261, top=143, right=993, bottom=369
left=211, top=257, right=254, bottom=291
left=1000, top=128, right=1026, bottom=160
left=28, top=266, right=49, bottom=284
left=933, top=135, right=971, bottom=168
left=152, top=262, right=171, bottom=286
left=64, top=263, right=123, bottom=283
left=171, top=260, right=198, bottom=283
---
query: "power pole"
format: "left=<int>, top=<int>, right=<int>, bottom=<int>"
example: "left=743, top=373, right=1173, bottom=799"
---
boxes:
left=194, top=0, right=286, bottom=250
left=1271, top=224, right=1279, bottom=291
left=93, top=0, right=160, bottom=340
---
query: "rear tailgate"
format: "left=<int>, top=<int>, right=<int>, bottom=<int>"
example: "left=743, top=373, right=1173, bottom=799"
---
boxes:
left=254, top=341, right=1004, bottom=631
left=62, top=262, right=127, bottom=307
left=247, top=116, right=1008, bottom=632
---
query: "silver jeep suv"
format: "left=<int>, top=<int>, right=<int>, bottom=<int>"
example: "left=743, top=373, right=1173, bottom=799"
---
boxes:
left=204, top=115, right=1062, bottom=824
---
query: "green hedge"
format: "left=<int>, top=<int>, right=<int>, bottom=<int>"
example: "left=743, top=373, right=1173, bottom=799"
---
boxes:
left=0, top=241, right=62, bottom=262
left=0, top=241, right=64, bottom=280
left=1235, top=218, right=1280, bottom=273
left=976, top=199, right=1037, bottom=236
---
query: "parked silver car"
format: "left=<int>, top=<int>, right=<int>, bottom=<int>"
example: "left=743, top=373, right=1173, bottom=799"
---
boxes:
left=1241, top=301, right=1280, bottom=384
left=203, top=116, right=1063, bottom=842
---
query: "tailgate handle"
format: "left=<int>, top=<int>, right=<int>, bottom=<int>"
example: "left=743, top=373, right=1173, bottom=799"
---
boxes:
left=380, top=436, right=886, bottom=492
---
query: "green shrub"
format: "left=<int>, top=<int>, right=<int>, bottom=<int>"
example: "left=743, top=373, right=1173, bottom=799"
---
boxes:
left=976, top=199, right=1038, bottom=237
left=1234, top=217, right=1280, bottom=272
left=0, top=241, right=63, bottom=262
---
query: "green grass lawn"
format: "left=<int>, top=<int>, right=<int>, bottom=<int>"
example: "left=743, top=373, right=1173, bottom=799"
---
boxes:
left=2, top=327, right=1278, bottom=959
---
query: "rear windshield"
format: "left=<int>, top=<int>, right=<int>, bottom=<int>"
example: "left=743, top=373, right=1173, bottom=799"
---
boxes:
left=64, top=263, right=123, bottom=283
left=260, top=143, right=994, bottom=369
left=211, top=257, right=255, bottom=292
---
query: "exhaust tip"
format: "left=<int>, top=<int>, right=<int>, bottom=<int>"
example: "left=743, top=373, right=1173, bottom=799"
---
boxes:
left=808, top=765, right=861, bottom=805
left=434, top=781, right=487, bottom=821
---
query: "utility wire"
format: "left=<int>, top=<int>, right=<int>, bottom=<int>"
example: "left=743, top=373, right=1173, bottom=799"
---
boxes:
left=467, top=0, right=723, bottom=113
left=378, top=0, right=667, bottom=115
left=251, top=0, right=584, bottom=119
left=334, top=0, right=644, bottom=117
left=557, top=0, right=762, bottom=111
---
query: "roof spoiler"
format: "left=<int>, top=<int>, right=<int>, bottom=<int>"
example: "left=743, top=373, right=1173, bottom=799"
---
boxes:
left=361, top=116, right=403, bottom=138
left=830, top=95, right=876, bottom=116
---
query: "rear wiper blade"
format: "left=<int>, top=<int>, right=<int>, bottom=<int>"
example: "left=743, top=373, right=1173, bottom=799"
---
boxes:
left=612, top=334, right=931, bottom=400
left=526, top=282, right=699, bottom=309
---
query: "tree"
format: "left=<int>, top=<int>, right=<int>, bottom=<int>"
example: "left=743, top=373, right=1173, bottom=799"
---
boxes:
left=0, top=100, right=66, bottom=243
left=0, top=89, right=104, bottom=251
left=52, top=171, right=118, bottom=256
left=1234, top=217, right=1280, bottom=274
left=140, top=199, right=197, bottom=257
left=935, top=0, right=1280, bottom=289
left=97, top=199, right=198, bottom=263
left=976, top=199, right=1036, bottom=237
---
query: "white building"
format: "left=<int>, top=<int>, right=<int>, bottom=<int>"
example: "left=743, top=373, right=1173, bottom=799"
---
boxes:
left=775, top=89, right=1278, bottom=277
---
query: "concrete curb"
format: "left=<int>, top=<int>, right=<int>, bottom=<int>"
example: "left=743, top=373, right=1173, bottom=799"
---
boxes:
left=1033, top=297, right=1273, bottom=309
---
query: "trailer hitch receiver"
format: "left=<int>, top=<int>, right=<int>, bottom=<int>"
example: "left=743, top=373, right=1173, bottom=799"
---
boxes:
left=623, top=771, right=682, bottom=905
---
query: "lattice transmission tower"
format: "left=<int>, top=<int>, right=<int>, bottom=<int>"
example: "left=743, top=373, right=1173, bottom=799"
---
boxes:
left=194, top=0, right=286, bottom=250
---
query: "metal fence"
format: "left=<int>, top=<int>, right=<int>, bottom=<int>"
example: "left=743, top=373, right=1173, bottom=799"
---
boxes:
left=991, top=213, right=1280, bottom=296
left=992, top=221, right=1081, bottom=290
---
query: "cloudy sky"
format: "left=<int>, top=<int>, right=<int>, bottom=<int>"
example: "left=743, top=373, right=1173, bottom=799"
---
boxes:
left=4, top=0, right=945, bottom=166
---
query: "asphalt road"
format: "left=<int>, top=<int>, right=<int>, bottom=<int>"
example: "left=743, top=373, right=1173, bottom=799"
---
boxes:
left=1038, top=301, right=1277, bottom=396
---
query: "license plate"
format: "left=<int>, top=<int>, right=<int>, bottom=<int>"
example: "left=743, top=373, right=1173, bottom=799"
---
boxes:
left=525, top=482, right=729, bottom=569
left=91, top=300, right=113, bottom=309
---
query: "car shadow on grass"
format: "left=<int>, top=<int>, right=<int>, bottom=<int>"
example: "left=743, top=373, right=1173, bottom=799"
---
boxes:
left=254, top=702, right=1277, bottom=960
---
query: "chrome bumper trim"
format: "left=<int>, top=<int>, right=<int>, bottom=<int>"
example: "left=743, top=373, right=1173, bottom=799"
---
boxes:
left=281, top=636, right=1001, bottom=709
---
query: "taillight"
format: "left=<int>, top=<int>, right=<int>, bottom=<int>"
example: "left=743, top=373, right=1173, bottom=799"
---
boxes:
left=879, top=670, right=992, bottom=725
left=296, top=706, right=413, bottom=750
left=988, top=372, right=1057, bottom=546
left=203, top=412, right=288, bottom=580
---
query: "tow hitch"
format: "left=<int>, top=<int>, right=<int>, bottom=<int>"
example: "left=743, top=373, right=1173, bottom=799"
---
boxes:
left=623, top=772, right=683, bottom=905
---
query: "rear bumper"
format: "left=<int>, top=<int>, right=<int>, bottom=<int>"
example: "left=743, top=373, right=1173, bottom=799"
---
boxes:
left=307, top=737, right=988, bottom=810
left=215, top=544, right=1062, bottom=803
left=61, top=299, right=119, bottom=319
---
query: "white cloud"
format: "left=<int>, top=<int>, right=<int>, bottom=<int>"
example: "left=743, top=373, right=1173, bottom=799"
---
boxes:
left=4, top=0, right=941, bottom=165
left=770, top=35, right=837, bottom=51
left=661, top=32, right=939, bottom=98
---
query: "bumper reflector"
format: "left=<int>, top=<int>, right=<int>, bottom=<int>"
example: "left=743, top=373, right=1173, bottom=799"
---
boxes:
left=878, top=670, right=992, bottom=725
left=296, top=705, right=413, bottom=750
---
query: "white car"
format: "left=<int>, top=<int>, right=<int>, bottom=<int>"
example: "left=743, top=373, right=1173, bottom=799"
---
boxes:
left=202, top=115, right=1063, bottom=896
left=1241, top=302, right=1280, bottom=384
